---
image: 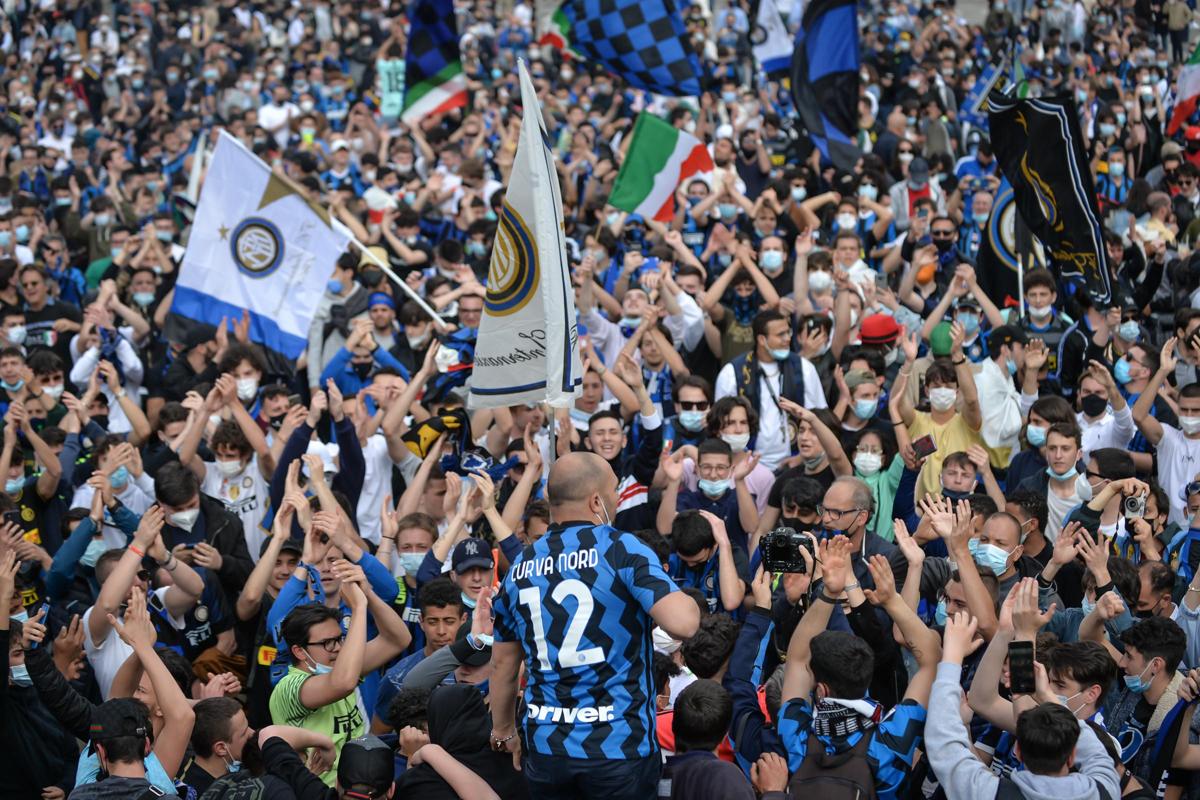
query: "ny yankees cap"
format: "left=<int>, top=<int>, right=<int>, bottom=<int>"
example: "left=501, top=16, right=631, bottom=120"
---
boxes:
left=451, top=537, right=494, bottom=573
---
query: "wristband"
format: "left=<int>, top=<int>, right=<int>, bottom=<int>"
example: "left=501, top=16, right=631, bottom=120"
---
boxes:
left=952, top=358, right=967, bottom=366
left=129, top=544, right=144, bottom=558
left=816, top=592, right=839, bottom=604
left=1095, top=581, right=1116, bottom=599
left=844, top=582, right=861, bottom=592
left=164, top=556, right=178, bottom=571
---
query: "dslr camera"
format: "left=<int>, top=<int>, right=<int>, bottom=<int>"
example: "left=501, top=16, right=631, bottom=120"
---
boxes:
left=762, top=527, right=816, bottom=574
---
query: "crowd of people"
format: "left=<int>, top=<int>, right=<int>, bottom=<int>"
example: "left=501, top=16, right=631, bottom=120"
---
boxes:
left=12, top=0, right=1200, bottom=799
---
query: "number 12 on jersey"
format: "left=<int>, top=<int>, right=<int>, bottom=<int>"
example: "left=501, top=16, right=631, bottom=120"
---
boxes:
left=518, top=579, right=606, bottom=670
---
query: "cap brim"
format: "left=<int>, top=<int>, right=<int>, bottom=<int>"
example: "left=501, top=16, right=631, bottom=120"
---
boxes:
left=454, top=557, right=494, bottom=572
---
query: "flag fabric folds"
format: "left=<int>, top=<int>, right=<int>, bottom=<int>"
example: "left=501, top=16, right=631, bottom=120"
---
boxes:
left=975, top=177, right=1049, bottom=310
left=987, top=93, right=1112, bottom=305
left=1169, top=42, right=1200, bottom=134
left=790, top=0, right=861, bottom=171
left=550, top=0, right=703, bottom=96
left=959, top=62, right=1003, bottom=131
left=468, top=61, right=583, bottom=409
left=164, top=132, right=351, bottom=361
left=401, top=0, right=468, bottom=124
left=609, top=113, right=714, bottom=222
left=751, top=0, right=792, bottom=78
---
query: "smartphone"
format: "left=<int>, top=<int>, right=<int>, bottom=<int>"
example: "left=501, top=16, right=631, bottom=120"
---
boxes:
left=875, top=272, right=888, bottom=289
left=29, top=603, right=48, bottom=649
left=912, top=434, right=937, bottom=459
left=917, top=207, right=930, bottom=219
left=1008, top=641, right=1037, bottom=695
left=2, top=509, right=21, bottom=528
left=287, top=393, right=302, bottom=407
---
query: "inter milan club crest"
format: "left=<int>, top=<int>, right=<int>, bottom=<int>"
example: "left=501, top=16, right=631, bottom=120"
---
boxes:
left=485, top=200, right=540, bottom=317
left=229, top=217, right=285, bottom=278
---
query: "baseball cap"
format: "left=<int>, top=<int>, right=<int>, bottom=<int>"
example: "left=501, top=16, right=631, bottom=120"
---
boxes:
left=1163, top=141, right=1184, bottom=160
left=337, top=736, right=394, bottom=798
left=987, top=325, right=1028, bottom=350
left=451, top=537, right=494, bottom=573
left=260, top=536, right=303, bottom=559
left=859, top=313, right=901, bottom=347
left=331, top=139, right=351, bottom=152
left=909, top=157, right=930, bottom=181
left=955, top=294, right=982, bottom=310
left=843, top=369, right=876, bottom=391
left=455, top=623, right=494, bottom=667
left=88, top=698, right=150, bottom=753
left=929, top=322, right=954, bottom=356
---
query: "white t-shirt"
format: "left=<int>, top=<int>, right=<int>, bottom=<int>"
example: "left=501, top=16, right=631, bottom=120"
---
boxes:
left=202, top=459, right=270, bottom=558
left=714, top=357, right=827, bottom=472
left=258, top=101, right=299, bottom=147
left=356, top=435, right=398, bottom=546
left=1157, top=424, right=1200, bottom=526
left=71, top=478, right=156, bottom=549
left=83, top=587, right=181, bottom=699
left=1045, top=484, right=1082, bottom=544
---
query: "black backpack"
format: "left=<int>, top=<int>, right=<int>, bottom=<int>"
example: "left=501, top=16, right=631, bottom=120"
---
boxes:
left=994, top=774, right=1113, bottom=800
left=787, top=730, right=878, bottom=800
left=197, top=772, right=269, bottom=800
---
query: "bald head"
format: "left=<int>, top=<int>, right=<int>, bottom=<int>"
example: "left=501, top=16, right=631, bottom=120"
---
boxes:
left=547, top=452, right=615, bottom=507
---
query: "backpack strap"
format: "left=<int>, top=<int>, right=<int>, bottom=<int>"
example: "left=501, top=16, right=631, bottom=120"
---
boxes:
left=134, top=786, right=167, bottom=800
left=994, top=776, right=1025, bottom=800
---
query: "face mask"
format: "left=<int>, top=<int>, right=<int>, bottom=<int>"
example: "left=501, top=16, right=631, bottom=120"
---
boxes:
left=131, top=291, right=155, bottom=308
left=10, top=663, right=31, bottom=686
left=109, top=465, right=129, bottom=490
left=4, top=476, right=22, bottom=494
left=10, top=608, right=27, bottom=623
left=1119, top=321, right=1140, bottom=342
left=1028, top=303, right=1053, bottom=321
left=1114, top=358, right=1132, bottom=385
left=934, top=598, right=948, bottom=626
left=236, top=378, right=259, bottom=401
left=1080, top=597, right=1096, bottom=616
left=92, top=415, right=109, bottom=431
left=1075, top=473, right=1094, bottom=502
left=305, top=651, right=334, bottom=676
left=1124, top=662, right=1155, bottom=693
left=934, top=237, right=955, bottom=254
left=169, top=508, right=199, bottom=532
left=859, top=184, right=879, bottom=201
left=6, top=325, right=25, bottom=345
left=222, top=753, right=242, bottom=774
left=929, top=387, right=958, bottom=411
left=678, top=410, right=705, bottom=432
left=698, top=478, right=730, bottom=498
left=803, top=454, right=826, bottom=471
left=1005, top=358, right=1018, bottom=376
left=1080, top=393, right=1108, bottom=418
left=1181, top=416, right=1200, bottom=435
left=1109, top=162, right=1125, bottom=178
left=80, top=537, right=107, bottom=568
left=327, top=279, right=344, bottom=294
left=398, top=552, right=425, bottom=575
left=854, top=451, right=883, bottom=476
left=1056, top=691, right=1083, bottom=713
left=957, top=313, right=980, bottom=334
left=721, top=432, right=750, bottom=452
left=854, top=398, right=879, bottom=420
left=1099, top=123, right=1116, bottom=138
left=761, top=250, right=784, bottom=270
left=15, top=225, right=29, bottom=244
left=967, top=538, right=1013, bottom=575
left=791, top=186, right=807, bottom=202
left=808, top=270, right=833, bottom=292
left=836, top=213, right=857, bottom=231
left=718, top=203, right=737, bottom=220
left=0, top=232, right=12, bottom=247
left=440, top=301, right=459, bottom=319
left=1026, top=424, right=1048, bottom=447
left=216, top=459, right=243, bottom=477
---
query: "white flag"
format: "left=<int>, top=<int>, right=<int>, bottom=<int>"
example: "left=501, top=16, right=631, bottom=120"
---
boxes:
left=468, top=60, right=582, bottom=409
left=167, top=131, right=351, bottom=359
left=752, top=0, right=792, bottom=76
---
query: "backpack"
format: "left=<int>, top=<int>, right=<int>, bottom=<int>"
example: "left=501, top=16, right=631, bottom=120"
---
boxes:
left=994, top=774, right=1113, bottom=800
left=787, top=730, right=877, bottom=800
left=197, top=772, right=269, bottom=800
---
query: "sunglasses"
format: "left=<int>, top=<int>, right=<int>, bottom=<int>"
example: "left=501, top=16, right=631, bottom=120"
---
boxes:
left=679, top=401, right=710, bottom=411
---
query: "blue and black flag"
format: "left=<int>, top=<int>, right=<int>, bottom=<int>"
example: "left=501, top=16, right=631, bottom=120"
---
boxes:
left=987, top=93, right=1112, bottom=306
left=790, top=0, right=861, bottom=172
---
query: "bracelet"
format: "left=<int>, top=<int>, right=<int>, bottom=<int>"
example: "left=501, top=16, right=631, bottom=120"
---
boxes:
left=129, top=544, right=144, bottom=558
left=844, top=582, right=861, bottom=592
left=952, top=358, right=967, bottom=366
left=816, top=592, right=839, bottom=604
left=891, top=420, right=905, bottom=427
left=164, top=556, right=178, bottom=571
left=1188, top=586, right=1200, bottom=593
left=491, top=732, right=516, bottom=750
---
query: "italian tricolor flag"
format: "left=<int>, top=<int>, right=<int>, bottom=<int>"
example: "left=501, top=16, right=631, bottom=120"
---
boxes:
left=1169, top=43, right=1200, bottom=135
left=609, top=113, right=714, bottom=222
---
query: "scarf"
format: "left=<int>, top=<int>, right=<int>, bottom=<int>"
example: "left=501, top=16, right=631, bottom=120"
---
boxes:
left=810, top=697, right=882, bottom=738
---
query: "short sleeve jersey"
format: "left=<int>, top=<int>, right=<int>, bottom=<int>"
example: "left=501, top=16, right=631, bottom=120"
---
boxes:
left=492, top=522, right=678, bottom=760
left=269, top=665, right=366, bottom=786
left=202, top=459, right=270, bottom=557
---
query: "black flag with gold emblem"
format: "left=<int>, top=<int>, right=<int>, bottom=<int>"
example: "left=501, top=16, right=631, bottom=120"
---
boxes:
left=986, top=93, right=1112, bottom=306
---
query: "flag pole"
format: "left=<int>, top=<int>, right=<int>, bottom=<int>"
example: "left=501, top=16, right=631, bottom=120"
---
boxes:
left=347, top=237, right=451, bottom=333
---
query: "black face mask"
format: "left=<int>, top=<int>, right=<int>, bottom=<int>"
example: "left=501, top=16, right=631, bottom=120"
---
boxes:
left=1080, top=393, right=1108, bottom=417
left=781, top=517, right=814, bottom=533
left=933, top=237, right=955, bottom=254
left=92, top=415, right=109, bottom=430
left=352, top=362, right=373, bottom=379
left=268, top=413, right=286, bottom=431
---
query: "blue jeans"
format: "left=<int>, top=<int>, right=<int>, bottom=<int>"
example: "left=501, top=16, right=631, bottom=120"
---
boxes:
left=523, top=751, right=661, bottom=800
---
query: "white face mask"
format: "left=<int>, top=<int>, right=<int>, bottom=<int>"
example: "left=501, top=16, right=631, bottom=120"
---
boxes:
left=169, top=507, right=200, bottom=531
left=236, top=377, right=259, bottom=402
left=216, top=459, right=243, bottom=477
left=808, top=270, right=833, bottom=292
left=929, top=387, right=958, bottom=411
left=721, top=432, right=750, bottom=452
left=854, top=451, right=883, bottom=475
left=43, top=383, right=64, bottom=400
left=1181, top=416, right=1200, bottom=435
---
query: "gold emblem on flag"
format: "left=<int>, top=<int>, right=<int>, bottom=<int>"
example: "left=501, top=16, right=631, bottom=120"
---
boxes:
left=485, top=200, right=540, bottom=317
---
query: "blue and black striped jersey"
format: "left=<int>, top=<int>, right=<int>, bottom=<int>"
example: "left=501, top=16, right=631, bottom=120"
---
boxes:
left=493, top=522, right=678, bottom=760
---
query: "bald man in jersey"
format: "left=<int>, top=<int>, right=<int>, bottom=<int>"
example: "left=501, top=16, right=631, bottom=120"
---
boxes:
left=489, top=452, right=700, bottom=799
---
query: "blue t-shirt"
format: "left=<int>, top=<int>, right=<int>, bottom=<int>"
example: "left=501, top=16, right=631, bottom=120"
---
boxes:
left=493, top=522, right=677, bottom=760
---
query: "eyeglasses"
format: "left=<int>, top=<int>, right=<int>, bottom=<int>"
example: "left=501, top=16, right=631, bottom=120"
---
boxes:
left=679, top=401, right=710, bottom=411
left=817, top=505, right=863, bottom=520
left=305, top=634, right=345, bottom=653
left=931, top=230, right=956, bottom=239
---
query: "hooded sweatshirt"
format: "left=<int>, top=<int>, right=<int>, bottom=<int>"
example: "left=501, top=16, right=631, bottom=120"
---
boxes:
left=925, top=662, right=1120, bottom=800
left=394, top=683, right=529, bottom=800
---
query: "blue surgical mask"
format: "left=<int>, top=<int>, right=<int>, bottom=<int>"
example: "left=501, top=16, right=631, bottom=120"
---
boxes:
left=761, top=250, right=784, bottom=270
left=461, top=591, right=478, bottom=610
left=1026, top=424, right=1047, bottom=447
left=110, top=466, right=129, bottom=490
left=1124, top=662, right=1155, bottom=693
left=678, top=410, right=705, bottom=432
left=223, top=755, right=241, bottom=773
left=0, top=231, right=12, bottom=247
left=973, top=210, right=989, bottom=225
left=1119, top=321, right=1140, bottom=342
left=967, top=538, right=1013, bottom=576
left=934, top=599, right=948, bottom=626
left=958, top=313, right=980, bottom=334
left=1, top=378, right=24, bottom=392
left=305, top=652, right=333, bottom=675
left=80, top=537, right=107, bottom=568
left=4, top=476, right=22, bottom=494
left=718, top=203, right=737, bottom=220
left=132, top=292, right=155, bottom=307
left=10, top=663, right=31, bottom=686
left=326, top=279, right=344, bottom=294
left=698, top=478, right=730, bottom=498
left=1114, top=358, right=1132, bottom=384
left=854, top=398, right=879, bottom=420
left=10, top=609, right=27, bottom=623
left=1099, top=123, right=1116, bottom=138
left=1006, top=358, right=1018, bottom=375
left=1109, top=161, right=1125, bottom=177
left=398, top=552, right=425, bottom=575
left=1046, top=464, right=1078, bottom=481
left=15, top=224, right=29, bottom=243
left=1080, top=597, right=1096, bottom=617
left=768, top=348, right=790, bottom=361
left=791, top=186, right=807, bottom=202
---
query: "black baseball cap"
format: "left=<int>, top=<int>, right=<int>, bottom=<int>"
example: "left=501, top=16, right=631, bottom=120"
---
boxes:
left=451, top=538, right=494, bottom=573
left=88, top=698, right=150, bottom=753
left=259, top=535, right=303, bottom=559
left=337, top=735, right=394, bottom=798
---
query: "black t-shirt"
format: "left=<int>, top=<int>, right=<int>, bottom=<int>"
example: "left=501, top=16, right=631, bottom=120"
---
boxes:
left=24, top=301, right=82, bottom=364
left=768, top=464, right=835, bottom=508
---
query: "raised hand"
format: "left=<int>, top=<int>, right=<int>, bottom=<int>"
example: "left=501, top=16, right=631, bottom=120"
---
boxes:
left=942, top=610, right=983, bottom=663
left=108, top=589, right=157, bottom=651
left=750, top=567, right=773, bottom=608
left=863, top=554, right=897, bottom=606
left=1011, top=578, right=1056, bottom=639
left=893, top=519, right=924, bottom=565
left=819, top=535, right=852, bottom=597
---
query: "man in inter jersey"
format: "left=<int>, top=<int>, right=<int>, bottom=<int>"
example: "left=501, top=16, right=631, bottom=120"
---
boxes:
left=488, top=451, right=702, bottom=799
